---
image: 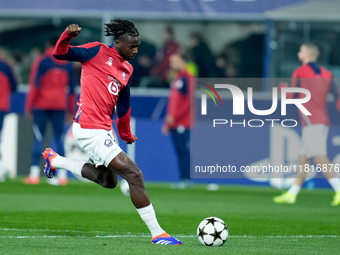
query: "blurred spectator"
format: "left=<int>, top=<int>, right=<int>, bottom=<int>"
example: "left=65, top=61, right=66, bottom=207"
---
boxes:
left=151, top=26, right=180, bottom=87
left=0, top=47, right=18, bottom=181
left=214, top=54, right=239, bottom=78
left=215, top=54, right=228, bottom=78
left=162, top=52, right=196, bottom=189
left=129, top=39, right=156, bottom=87
left=189, top=32, right=216, bottom=78
left=23, top=36, right=76, bottom=186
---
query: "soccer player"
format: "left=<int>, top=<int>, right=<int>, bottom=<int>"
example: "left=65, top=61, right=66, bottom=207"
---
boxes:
left=24, top=36, right=76, bottom=185
left=162, top=52, right=196, bottom=189
left=273, top=43, right=340, bottom=206
left=43, top=20, right=182, bottom=245
left=0, top=49, right=18, bottom=181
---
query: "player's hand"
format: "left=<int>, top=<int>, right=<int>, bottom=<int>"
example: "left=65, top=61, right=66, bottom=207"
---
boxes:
left=126, top=135, right=138, bottom=144
left=66, top=24, right=82, bottom=36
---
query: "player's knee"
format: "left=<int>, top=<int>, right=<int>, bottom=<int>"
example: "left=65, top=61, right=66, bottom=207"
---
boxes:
left=126, top=167, right=143, bottom=185
left=96, top=169, right=118, bottom=189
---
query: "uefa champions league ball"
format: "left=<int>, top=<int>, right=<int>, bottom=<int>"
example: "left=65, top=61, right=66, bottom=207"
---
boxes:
left=197, top=217, right=228, bottom=246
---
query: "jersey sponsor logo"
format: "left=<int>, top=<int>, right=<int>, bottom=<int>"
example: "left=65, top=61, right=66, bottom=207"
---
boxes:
left=106, top=57, right=113, bottom=66
left=122, top=71, right=126, bottom=81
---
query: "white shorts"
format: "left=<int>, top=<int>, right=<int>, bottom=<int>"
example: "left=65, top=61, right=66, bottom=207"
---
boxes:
left=72, top=122, right=122, bottom=167
left=299, top=124, right=329, bottom=158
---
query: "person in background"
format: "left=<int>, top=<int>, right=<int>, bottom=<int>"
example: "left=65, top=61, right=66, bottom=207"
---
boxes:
left=129, top=39, right=156, bottom=87
left=188, top=32, right=216, bottom=78
left=151, top=26, right=180, bottom=87
left=274, top=43, right=340, bottom=206
left=23, top=36, right=76, bottom=185
left=162, top=52, right=196, bottom=189
left=0, top=47, right=18, bottom=182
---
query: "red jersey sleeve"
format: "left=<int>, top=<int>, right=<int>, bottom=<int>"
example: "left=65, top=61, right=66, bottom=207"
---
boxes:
left=53, top=30, right=101, bottom=63
left=116, top=86, right=135, bottom=142
left=53, top=30, right=75, bottom=56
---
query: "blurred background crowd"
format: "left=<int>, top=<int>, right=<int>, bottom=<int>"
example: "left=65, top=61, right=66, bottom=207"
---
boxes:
left=0, top=20, right=264, bottom=89
left=0, top=0, right=339, bottom=91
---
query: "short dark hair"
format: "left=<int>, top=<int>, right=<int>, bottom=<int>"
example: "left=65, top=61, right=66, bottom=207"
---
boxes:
left=104, top=18, right=139, bottom=40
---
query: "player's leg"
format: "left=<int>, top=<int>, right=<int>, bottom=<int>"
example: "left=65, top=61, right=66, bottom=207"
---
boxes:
left=108, top=151, right=149, bottom=207
left=170, top=128, right=191, bottom=188
left=274, top=125, right=324, bottom=204
left=44, top=148, right=181, bottom=244
left=24, top=110, right=48, bottom=184
left=49, top=110, right=68, bottom=185
left=82, top=163, right=118, bottom=188
left=50, top=110, right=66, bottom=157
left=43, top=147, right=119, bottom=187
left=273, top=154, right=309, bottom=204
left=311, top=124, right=340, bottom=205
left=43, top=123, right=181, bottom=244
left=107, top=151, right=182, bottom=245
left=313, top=155, right=340, bottom=206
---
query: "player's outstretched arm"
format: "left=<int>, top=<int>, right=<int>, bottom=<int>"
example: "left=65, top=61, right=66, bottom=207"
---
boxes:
left=53, top=24, right=81, bottom=57
left=54, top=24, right=101, bottom=63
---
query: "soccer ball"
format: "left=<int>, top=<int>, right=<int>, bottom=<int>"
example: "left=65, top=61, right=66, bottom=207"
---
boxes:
left=120, top=179, right=130, bottom=196
left=197, top=217, right=228, bottom=246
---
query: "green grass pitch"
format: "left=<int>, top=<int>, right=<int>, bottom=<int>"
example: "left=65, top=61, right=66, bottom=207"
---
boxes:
left=0, top=178, right=339, bottom=255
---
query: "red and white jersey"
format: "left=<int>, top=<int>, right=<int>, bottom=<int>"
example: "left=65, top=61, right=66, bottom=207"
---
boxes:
left=54, top=30, right=135, bottom=142
left=286, top=62, right=340, bottom=127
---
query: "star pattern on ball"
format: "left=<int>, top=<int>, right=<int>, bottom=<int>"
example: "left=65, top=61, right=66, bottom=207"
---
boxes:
left=197, top=226, right=207, bottom=240
left=210, top=228, right=223, bottom=242
left=206, top=217, right=218, bottom=226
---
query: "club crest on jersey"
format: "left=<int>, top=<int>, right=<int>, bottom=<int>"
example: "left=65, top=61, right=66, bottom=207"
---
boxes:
left=104, top=139, right=113, bottom=147
left=122, top=71, right=126, bottom=81
left=106, top=57, right=113, bottom=66
left=108, top=76, right=122, bottom=96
